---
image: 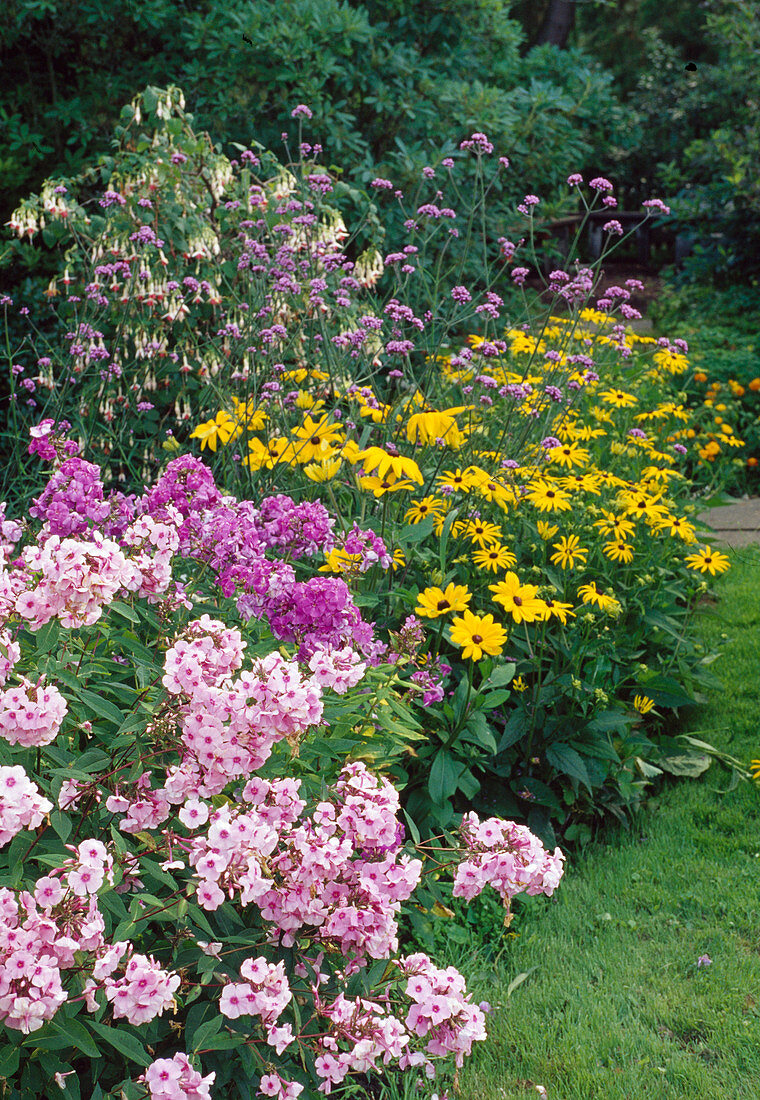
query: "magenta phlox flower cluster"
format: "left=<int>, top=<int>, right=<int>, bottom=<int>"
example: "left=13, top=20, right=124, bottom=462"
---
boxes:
left=340, top=523, right=392, bottom=571
left=453, top=812, right=565, bottom=902
left=307, top=644, right=367, bottom=694
left=0, top=675, right=67, bottom=747
left=139, top=455, right=222, bottom=535
left=0, top=765, right=53, bottom=843
left=29, top=456, right=136, bottom=539
left=265, top=575, right=374, bottom=659
left=219, top=956, right=291, bottom=1023
left=249, top=494, right=336, bottom=559
left=141, top=1052, right=215, bottom=1100
left=15, top=532, right=139, bottom=629
left=398, top=953, right=487, bottom=1068
left=409, top=661, right=451, bottom=707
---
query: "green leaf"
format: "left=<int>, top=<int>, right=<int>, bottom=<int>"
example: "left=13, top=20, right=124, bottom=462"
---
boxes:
left=546, top=743, right=592, bottom=791
left=397, top=516, right=434, bottom=546
left=50, top=1017, right=100, bottom=1059
left=50, top=810, right=72, bottom=842
left=87, top=1020, right=151, bottom=1067
left=428, top=749, right=462, bottom=803
left=190, top=1014, right=224, bottom=1053
left=75, top=689, right=125, bottom=727
left=637, top=674, right=695, bottom=709
left=497, top=709, right=527, bottom=752
left=438, top=506, right=460, bottom=575
left=462, top=712, right=497, bottom=753
left=587, top=709, right=630, bottom=733
left=0, top=1045, right=19, bottom=1076
left=486, top=662, right=516, bottom=689
left=659, top=752, right=711, bottom=777
left=479, top=688, right=511, bottom=711
left=110, top=599, right=139, bottom=623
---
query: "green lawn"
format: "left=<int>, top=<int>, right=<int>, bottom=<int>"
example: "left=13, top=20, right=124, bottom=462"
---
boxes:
left=451, top=545, right=760, bottom=1099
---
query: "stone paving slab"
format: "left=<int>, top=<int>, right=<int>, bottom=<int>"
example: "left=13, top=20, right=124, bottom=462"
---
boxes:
left=697, top=498, right=760, bottom=549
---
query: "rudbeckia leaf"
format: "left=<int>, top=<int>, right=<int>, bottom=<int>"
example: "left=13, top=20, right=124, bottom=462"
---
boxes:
left=546, top=743, right=592, bottom=792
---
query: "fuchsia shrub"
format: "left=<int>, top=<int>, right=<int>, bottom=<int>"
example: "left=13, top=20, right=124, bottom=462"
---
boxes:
left=0, top=425, right=564, bottom=1099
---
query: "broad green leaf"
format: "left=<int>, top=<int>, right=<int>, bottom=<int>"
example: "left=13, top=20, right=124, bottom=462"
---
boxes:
left=546, top=743, right=592, bottom=791
left=659, top=752, right=711, bottom=777
left=486, top=662, right=516, bottom=689
left=497, top=710, right=527, bottom=752
left=50, top=1018, right=100, bottom=1059
left=88, top=1020, right=151, bottom=1067
left=74, top=689, right=125, bottom=727
left=109, top=599, right=139, bottom=623
left=0, top=1045, right=19, bottom=1076
left=428, top=749, right=462, bottom=803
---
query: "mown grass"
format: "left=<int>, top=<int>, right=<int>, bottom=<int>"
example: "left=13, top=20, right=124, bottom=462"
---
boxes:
left=449, top=543, right=760, bottom=1100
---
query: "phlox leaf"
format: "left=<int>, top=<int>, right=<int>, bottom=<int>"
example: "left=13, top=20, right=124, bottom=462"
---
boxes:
left=87, top=1020, right=151, bottom=1067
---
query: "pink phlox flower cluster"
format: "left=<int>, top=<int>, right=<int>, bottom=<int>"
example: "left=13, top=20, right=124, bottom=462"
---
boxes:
left=60, top=839, right=115, bottom=897
left=15, top=532, right=139, bottom=628
left=121, top=507, right=181, bottom=599
left=141, top=1052, right=215, bottom=1100
left=398, top=953, right=487, bottom=1068
left=307, top=644, right=367, bottom=695
left=0, top=626, right=20, bottom=685
left=0, top=764, right=53, bottom=844
left=249, top=494, right=336, bottom=559
left=172, top=650, right=323, bottom=793
left=106, top=772, right=171, bottom=834
left=0, top=888, right=69, bottom=1033
left=241, top=776, right=307, bottom=831
left=219, top=955, right=291, bottom=1022
left=314, top=992, right=409, bottom=1093
left=186, top=801, right=277, bottom=910
left=0, top=878, right=108, bottom=1033
left=58, top=776, right=97, bottom=811
left=104, top=950, right=181, bottom=1025
left=0, top=674, right=67, bottom=747
left=453, top=813, right=565, bottom=902
left=258, top=1072, right=303, bottom=1099
left=0, top=503, right=23, bottom=565
left=163, top=616, right=247, bottom=694
left=339, top=523, right=392, bottom=571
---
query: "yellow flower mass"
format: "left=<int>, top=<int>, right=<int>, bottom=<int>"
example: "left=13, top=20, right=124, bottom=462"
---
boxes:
left=416, top=583, right=472, bottom=619
left=489, top=572, right=547, bottom=624
left=449, top=610, right=507, bottom=661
